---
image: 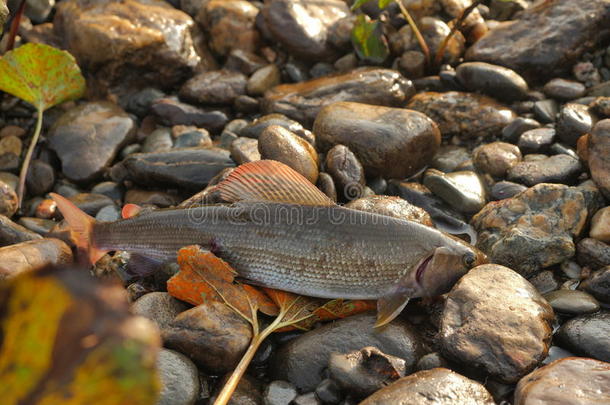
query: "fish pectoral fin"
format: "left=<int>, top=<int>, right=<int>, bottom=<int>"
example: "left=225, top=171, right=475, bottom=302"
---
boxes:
left=215, top=160, right=335, bottom=206
left=375, top=288, right=413, bottom=328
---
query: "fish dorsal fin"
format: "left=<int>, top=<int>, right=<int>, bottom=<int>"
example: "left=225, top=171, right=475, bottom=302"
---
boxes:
left=217, top=160, right=335, bottom=206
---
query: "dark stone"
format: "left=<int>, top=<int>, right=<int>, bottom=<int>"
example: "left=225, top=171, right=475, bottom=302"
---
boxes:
left=507, top=154, right=583, bottom=186
left=316, top=172, right=337, bottom=203
left=263, top=381, right=297, bottom=405
left=588, top=119, right=610, bottom=199
left=533, top=99, right=559, bottom=123
left=518, top=128, right=556, bottom=154
left=456, top=61, right=528, bottom=102
left=239, top=114, right=313, bottom=142
left=231, top=137, right=261, bottom=165
left=179, top=70, right=247, bottom=105
left=156, top=349, right=200, bottom=405
left=472, top=141, right=522, bottom=178
left=324, top=145, right=365, bottom=201
left=125, top=87, right=165, bottom=118
left=502, top=117, right=541, bottom=143
left=556, top=103, right=594, bottom=146
left=25, top=160, right=55, bottom=197
left=543, top=78, right=586, bottom=101
left=556, top=311, right=610, bottom=362
left=151, top=98, right=228, bottom=133
left=315, top=379, right=342, bottom=405
left=431, top=145, right=471, bottom=173
left=423, top=169, right=487, bottom=214
left=67, top=193, right=115, bottom=216
left=576, top=238, right=610, bottom=270
left=528, top=270, right=560, bottom=295
left=90, top=181, right=123, bottom=203
left=0, top=214, right=42, bottom=247
left=580, top=266, right=610, bottom=303
left=543, top=290, right=600, bottom=315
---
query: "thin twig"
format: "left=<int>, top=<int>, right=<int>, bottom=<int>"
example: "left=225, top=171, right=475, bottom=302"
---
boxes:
left=394, top=0, right=431, bottom=68
left=433, top=0, right=483, bottom=68
left=17, top=106, right=43, bottom=207
left=4, top=0, right=27, bottom=52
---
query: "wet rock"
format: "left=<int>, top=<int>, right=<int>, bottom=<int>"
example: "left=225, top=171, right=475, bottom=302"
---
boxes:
left=591, top=207, right=610, bottom=243
left=423, top=169, right=487, bottom=214
left=556, top=103, right=594, bottom=146
left=544, top=78, right=586, bottom=101
left=174, top=130, right=212, bottom=149
left=18, top=217, right=55, bottom=235
left=163, top=301, right=252, bottom=373
left=54, top=0, right=202, bottom=93
left=25, top=160, right=55, bottom=197
left=581, top=266, right=610, bottom=303
left=317, top=172, right=337, bottom=203
left=292, top=393, right=319, bottom=405
left=529, top=270, right=560, bottom=295
left=142, top=128, right=173, bottom=153
left=588, top=80, right=610, bottom=97
left=329, top=346, right=406, bottom=399
left=346, top=196, right=432, bottom=226
left=514, top=357, right=610, bottom=405
left=456, top=62, right=528, bottom=102
left=465, top=0, right=610, bottom=82
left=231, top=137, right=261, bottom=165
left=589, top=120, right=610, bottom=199
left=440, top=264, right=554, bottom=382
left=132, top=292, right=189, bottom=331
left=0, top=215, right=41, bottom=247
left=591, top=96, right=610, bottom=117
left=157, top=349, right=199, bottom=405
left=314, top=379, right=342, bottom=404
left=507, top=154, right=582, bottom=186
left=115, top=148, right=234, bottom=190
left=576, top=238, right=610, bottom=270
left=556, top=312, right=610, bottom=362
left=197, top=0, right=259, bottom=56
left=66, top=193, right=115, bottom=216
left=0, top=0, right=7, bottom=28
left=473, top=141, right=522, bottom=178
left=95, top=205, right=120, bottom=222
left=270, top=313, right=424, bottom=392
left=225, top=49, right=266, bottom=76
left=258, top=125, right=319, bottom=183
left=415, top=352, right=450, bottom=371
left=248, top=64, right=281, bottom=96
left=0, top=180, right=18, bottom=218
left=262, top=0, right=348, bottom=61
left=407, top=91, right=515, bottom=139
left=360, top=368, right=495, bottom=405
left=324, top=145, right=365, bottom=201
left=533, top=99, right=558, bottom=124
left=472, top=184, right=587, bottom=277
left=91, top=181, right=123, bottom=203
left=125, top=87, right=165, bottom=118
left=314, top=101, right=440, bottom=178
left=518, top=128, right=556, bottom=154
left=0, top=135, right=21, bottom=157
left=263, top=381, right=297, bottom=405
left=264, top=68, right=415, bottom=126
left=431, top=145, right=471, bottom=173
left=543, top=290, right=600, bottom=315
left=151, top=98, right=228, bottom=133
left=47, top=102, right=136, bottom=183
left=179, top=70, right=247, bottom=105
left=212, top=374, right=262, bottom=405
left=240, top=114, right=313, bottom=142
left=502, top=117, right=541, bottom=143
left=490, top=181, right=527, bottom=201
left=0, top=238, right=73, bottom=280
left=125, top=190, right=180, bottom=207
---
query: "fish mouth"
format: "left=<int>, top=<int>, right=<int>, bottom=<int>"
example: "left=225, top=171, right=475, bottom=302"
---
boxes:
left=415, top=254, right=434, bottom=285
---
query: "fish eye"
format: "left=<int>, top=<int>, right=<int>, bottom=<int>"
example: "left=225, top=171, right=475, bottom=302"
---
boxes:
left=463, top=252, right=476, bottom=268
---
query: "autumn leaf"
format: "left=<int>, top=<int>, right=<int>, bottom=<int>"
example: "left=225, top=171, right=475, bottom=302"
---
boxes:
left=0, top=266, right=160, bottom=405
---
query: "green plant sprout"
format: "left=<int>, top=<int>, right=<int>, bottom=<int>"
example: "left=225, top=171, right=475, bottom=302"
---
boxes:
left=0, top=43, right=85, bottom=207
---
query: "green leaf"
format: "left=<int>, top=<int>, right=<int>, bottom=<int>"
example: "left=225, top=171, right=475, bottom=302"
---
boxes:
left=0, top=43, right=85, bottom=111
left=351, top=0, right=373, bottom=11
left=351, top=15, right=389, bottom=64
left=378, top=0, right=393, bottom=9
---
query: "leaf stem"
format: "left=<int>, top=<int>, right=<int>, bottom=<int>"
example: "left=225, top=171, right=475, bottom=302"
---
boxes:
left=433, top=0, right=482, bottom=68
left=17, top=106, right=43, bottom=207
left=394, top=0, right=430, bottom=68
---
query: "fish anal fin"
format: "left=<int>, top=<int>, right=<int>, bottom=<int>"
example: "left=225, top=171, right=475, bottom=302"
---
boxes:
left=375, top=287, right=413, bottom=328
left=216, top=160, right=334, bottom=206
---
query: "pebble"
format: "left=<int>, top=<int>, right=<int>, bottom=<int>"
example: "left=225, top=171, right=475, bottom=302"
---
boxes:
left=472, top=184, right=587, bottom=277
left=473, top=141, right=522, bottom=178
left=430, top=145, right=471, bottom=173
left=162, top=301, right=252, bottom=373
left=490, top=181, right=527, bottom=201
left=211, top=374, right=262, bottom=405
left=47, top=102, right=136, bottom=183
left=18, top=217, right=55, bottom=235
left=95, top=205, right=120, bottom=222
left=533, top=99, right=559, bottom=123
left=555, top=312, right=610, bottom=362
left=270, top=313, right=424, bottom=392
left=90, top=181, right=123, bottom=203
left=0, top=214, right=41, bottom=247
left=0, top=238, right=73, bottom=280
left=324, top=145, right=365, bottom=201
left=529, top=270, right=561, bottom=295
left=543, top=78, right=587, bottom=101
left=263, top=68, right=415, bottom=126
left=360, top=368, right=495, bottom=405
left=423, top=169, right=487, bottom=214
left=507, top=154, right=582, bottom=186
left=179, top=70, right=247, bottom=105
left=440, top=264, right=554, bottom=382
left=231, top=137, right=261, bottom=165
left=66, top=193, right=115, bottom=216
left=556, top=103, right=594, bottom=146
left=174, top=130, right=212, bottom=149
left=346, top=196, right=433, bottom=226
left=590, top=207, right=610, bottom=243
left=465, top=0, right=610, bottom=82
left=125, top=190, right=180, bottom=207
left=559, top=260, right=582, bottom=279
left=240, top=114, right=313, bottom=143
left=24, top=160, right=55, bottom=197
left=132, top=292, right=189, bottom=331
left=0, top=135, right=22, bottom=156
left=415, top=352, right=449, bottom=371
left=316, top=172, right=337, bottom=202
left=591, top=96, right=610, bottom=117
left=248, top=64, right=281, bottom=96
left=502, top=117, right=541, bottom=143
left=151, top=98, right=228, bottom=133
left=329, top=346, right=406, bottom=399
left=0, top=180, right=18, bottom=218
left=514, top=357, right=610, bottom=405
left=263, top=380, right=298, bottom=405
left=258, top=125, right=319, bottom=183
left=125, top=87, right=165, bottom=118
left=54, top=0, right=202, bottom=93
left=314, top=102, right=440, bottom=179
left=580, top=266, right=610, bottom=303
left=456, top=62, right=528, bottom=102
left=407, top=91, right=515, bottom=139
left=543, top=290, right=600, bottom=315
left=292, top=393, right=320, bottom=405
left=114, top=148, right=234, bottom=190
left=224, top=49, right=266, bottom=76
left=518, top=128, right=556, bottom=154
left=142, top=128, right=173, bottom=153
left=156, top=349, right=200, bottom=405
left=262, top=0, right=348, bottom=60
left=589, top=119, right=610, bottom=199
left=576, top=238, right=610, bottom=270
left=314, top=379, right=342, bottom=405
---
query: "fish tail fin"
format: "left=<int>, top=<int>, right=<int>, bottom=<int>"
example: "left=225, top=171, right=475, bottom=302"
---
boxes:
left=49, top=192, right=108, bottom=265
